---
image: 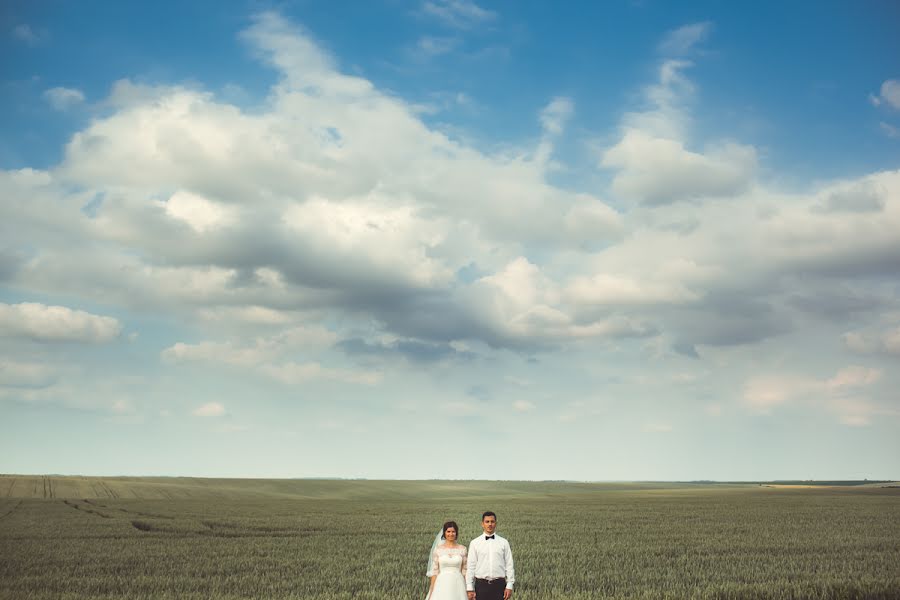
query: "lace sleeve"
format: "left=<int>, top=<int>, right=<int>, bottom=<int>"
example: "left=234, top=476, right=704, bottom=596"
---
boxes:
left=460, top=545, right=467, bottom=575
left=432, top=549, right=441, bottom=575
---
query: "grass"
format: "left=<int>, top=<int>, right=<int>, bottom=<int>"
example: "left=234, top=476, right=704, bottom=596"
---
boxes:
left=1, top=476, right=898, bottom=599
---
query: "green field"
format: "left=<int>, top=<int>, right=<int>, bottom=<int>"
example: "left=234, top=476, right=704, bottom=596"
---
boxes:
left=1, top=476, right=899, bottom=599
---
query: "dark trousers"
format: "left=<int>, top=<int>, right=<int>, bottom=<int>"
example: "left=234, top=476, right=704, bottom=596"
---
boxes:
left=474, top=578, right=506, bottom=600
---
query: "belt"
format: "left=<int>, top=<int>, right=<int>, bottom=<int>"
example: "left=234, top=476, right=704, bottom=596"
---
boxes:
left=476, top=577, right=506, bottom=584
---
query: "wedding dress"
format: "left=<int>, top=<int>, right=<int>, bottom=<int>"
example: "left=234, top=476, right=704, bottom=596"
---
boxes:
left=427, top=545, right=468, bottom=600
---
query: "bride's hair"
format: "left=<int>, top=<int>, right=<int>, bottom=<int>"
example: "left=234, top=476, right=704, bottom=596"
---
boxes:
left=441, top=521, right=459, bottom=539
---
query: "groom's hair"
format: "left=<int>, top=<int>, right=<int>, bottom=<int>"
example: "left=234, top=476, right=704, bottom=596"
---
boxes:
left=482, top=511, right=496, bottom=521
left=441, top=521, right=458, bottom=539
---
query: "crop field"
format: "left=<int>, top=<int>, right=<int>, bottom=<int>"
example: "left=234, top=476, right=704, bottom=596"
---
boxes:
left=1, top=476, right=899, bottom=599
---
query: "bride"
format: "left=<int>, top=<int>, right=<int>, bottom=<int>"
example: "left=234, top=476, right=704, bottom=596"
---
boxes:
left=426, top=521, right=468, bottom=600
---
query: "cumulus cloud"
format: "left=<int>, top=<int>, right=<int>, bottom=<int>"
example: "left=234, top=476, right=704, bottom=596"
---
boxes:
left=603, top=132, right=757, bottom=205
left=565, top=273, right=699, bottom=312
left=163, top=190, right=236, bottom=233
left=601, top=58, right=757, bottom=205
left=459, top=257, right=654, bottom=346
left=43, top=87, right=85, bottom=111
left=0, top=12, right=628, bottom=353
left=813, top=181, right=885, bottom=213
left=2, top=10, right=900, bottom=369
left=0, top=302, right=121, bottom=343
left=762, top=171, right=900, bottom=277
left=282, top=196, right=453, bottom=289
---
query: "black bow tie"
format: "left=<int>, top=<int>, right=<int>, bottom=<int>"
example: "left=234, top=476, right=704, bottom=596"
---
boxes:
left=485, top=535, right=495, bottom=540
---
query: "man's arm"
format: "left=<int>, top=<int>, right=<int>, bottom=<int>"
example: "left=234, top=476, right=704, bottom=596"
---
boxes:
left=465, top=540, right=477, bottom=591
left=503, top=540, right=515, bottom=597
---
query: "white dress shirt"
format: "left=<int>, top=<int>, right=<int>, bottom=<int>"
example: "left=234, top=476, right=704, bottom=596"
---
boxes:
left=465, top=533, right=515, bottom=591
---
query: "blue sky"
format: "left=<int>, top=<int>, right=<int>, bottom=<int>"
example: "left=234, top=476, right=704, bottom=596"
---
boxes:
left=1, top=1, right=899, bottom=480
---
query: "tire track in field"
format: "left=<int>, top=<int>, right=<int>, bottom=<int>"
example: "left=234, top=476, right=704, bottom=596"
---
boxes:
left=101, top=481, right=119, bottom=499
left=4, top=478, right=15, bottom=497
left=84, top=499, right=176, bottom=521
left=62, top=499, right=114, bottom=519
left=0, top=500, right=22, bottom=520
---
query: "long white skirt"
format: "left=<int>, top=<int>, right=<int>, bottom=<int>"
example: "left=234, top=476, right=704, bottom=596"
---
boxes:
left=428, top=571, right=468, bottom=600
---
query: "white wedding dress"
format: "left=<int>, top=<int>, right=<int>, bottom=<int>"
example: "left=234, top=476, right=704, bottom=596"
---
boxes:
left=427, top=545, right=468, bottom=600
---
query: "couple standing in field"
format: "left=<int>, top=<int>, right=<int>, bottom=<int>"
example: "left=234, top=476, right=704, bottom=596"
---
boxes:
left=425, top=511, right=515, bottom=600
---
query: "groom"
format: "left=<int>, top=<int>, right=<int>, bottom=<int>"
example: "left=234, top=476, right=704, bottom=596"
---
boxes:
left=466, top=511, right=515, bottom=600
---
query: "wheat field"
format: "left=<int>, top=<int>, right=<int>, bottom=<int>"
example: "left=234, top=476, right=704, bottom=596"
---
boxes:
left=1, top=476, right=898, bottom=599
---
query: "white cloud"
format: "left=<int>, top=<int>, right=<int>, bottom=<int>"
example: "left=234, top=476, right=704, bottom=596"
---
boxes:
left=163, top=326, right=379, bottom=386
left=43, top=87, right=85, bottom=111
left=421, top=0, right=496, bottom=29
left=880, top=122, right=900, bottom=139
left=2, top=10, right=898, bottom=365
left=566, top=273, right=698, bottom=307
left=512, top=399, right=534, bottom=412
left=19, top=15, right=620, bottom=335
left=600, top=56, right=757, bottom=206
left=13, top=24, right=47, bottom=46
left=824, top=366, right=882, bottom=390
left=742, top=375, right=812, bottom=413
left=258, top=361, right=381, bottom=385
left=161, top=325, right=338, bottom=367
left=0, top=360, right=58, bottom=388
left=540, top=97, right=574, bottom=136
left=0, top=302, right=121, bottom=343
left=163, top=190, right=236, bottom=233
left=415, top=36, right=459, bottom=57
left=844, top=325, right=900, bottom=356
left=192, top=402, right=226, bottom=417
left=743, top=366, right=886, bottom=425
left=603, top=130, right=756, bottom=205
left=659, top=22, right=713, bottom=56
left=828, top=396, right=881, bottom=427
left=761, top=171, right=900, bottom=275
left=196, top=306, right=295, bottom=326
left=870, top=79, right=900, bottom=110
left=460, top=257, right=651, bottom=345
left=282, top=196, right=453, bottom=289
